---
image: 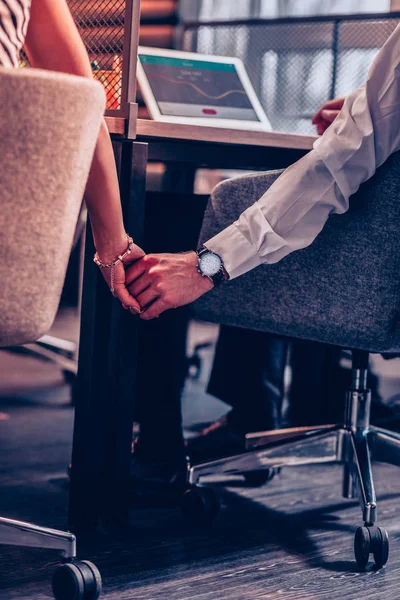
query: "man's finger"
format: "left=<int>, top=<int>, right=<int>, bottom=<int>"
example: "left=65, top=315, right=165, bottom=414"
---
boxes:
left=311, top=110, right=323, bottom=125
left=114, top=284, right=141, bottom=313
left=320, top=108, right=340, bottom=123
left=327, top=97, right=345, bottom=110
left=312, top=98, right=344, bottom=124
left=140, top=299, right=167, bottom=320
left=128, top=274, right=150, bottom=298
left=136, top=287, right=159, bottom=310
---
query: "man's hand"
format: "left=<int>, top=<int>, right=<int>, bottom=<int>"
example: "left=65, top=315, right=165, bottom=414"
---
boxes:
left=312, top=97, right=345, bottom=135
left=97, top=241, right=145, bottom=313
left=126, top=251, right=214, bottom=320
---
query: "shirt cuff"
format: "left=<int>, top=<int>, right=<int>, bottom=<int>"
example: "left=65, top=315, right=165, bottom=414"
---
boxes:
left=205, top=223, right=261, bottom=280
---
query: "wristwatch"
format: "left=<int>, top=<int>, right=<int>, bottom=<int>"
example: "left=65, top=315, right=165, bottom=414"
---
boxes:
left=196, top=245, right=230, bottom=287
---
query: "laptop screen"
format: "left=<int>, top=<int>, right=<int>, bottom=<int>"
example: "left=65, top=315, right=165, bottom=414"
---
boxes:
left=138, top=54, right=260, bottom=122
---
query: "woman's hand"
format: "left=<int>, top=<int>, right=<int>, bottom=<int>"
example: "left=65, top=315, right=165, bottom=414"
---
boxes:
left=312, top=97, right=345, bottom=135
left=96, top=240, right=145, bottom=313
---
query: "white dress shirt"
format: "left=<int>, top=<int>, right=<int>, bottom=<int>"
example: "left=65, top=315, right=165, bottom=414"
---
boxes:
left=206, top=24, right=400, bottom=280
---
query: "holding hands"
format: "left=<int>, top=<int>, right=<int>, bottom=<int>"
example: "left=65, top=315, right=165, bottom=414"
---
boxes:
left=126, top=251, right=213, bottom=320
left=96, top=243, right=213, bottom=319
left=97, top=96, right=345, bottom=315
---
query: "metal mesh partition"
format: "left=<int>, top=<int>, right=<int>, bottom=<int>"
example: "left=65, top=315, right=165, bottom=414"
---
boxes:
left=68, top=0, right=126, bottom=112
left=182, top=15, right=400, bottom=134
left=19, top=0, right=139, bottom=124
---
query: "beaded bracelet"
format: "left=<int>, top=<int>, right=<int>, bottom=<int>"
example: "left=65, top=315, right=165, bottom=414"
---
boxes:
left=93, top=235, right=134, bottom=295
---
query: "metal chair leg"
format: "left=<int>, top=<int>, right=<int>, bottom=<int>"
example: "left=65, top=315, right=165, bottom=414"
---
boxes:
left=346, top=432, right=377, bottom=525
left=0, top=516, right=76, bottom=558
left=341, top=350, right=376, bottom=525
left=0, top=517, right=104, bottom=598
left=188, top=428, right=344, bottom=485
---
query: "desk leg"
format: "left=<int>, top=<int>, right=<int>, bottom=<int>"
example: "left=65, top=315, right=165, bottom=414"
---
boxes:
left=68, top=141, right=147, bottom=532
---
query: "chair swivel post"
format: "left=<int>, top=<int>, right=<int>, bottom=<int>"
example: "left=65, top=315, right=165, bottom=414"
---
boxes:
left=344, top=350, right=371, bottom=432
left=342, top=351, right=377, bottom=527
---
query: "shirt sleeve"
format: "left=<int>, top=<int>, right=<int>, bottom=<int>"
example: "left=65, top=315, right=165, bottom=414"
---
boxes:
left=206, top=24, right=400, bottom=280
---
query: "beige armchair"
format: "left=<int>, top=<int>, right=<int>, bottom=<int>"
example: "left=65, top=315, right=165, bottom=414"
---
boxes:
left=0, top=66, right=105, bottom=600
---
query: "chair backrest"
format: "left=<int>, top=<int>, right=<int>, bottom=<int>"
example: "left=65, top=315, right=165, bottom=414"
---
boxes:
left=0, top=67, right=105, bottom=347
left=196, top=152, right=400, bottom=353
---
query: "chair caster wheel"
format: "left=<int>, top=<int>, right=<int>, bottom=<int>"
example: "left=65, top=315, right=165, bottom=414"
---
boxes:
left=354, top=526, right=389, bottom=569
left=243, top=468, right=278, bottom=487
left=182, top=486, right=220, bottom=526
left=52, top=560, right=102, bottom=600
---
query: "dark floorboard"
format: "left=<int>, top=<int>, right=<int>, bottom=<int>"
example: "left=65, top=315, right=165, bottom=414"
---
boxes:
left=1, top=314, right=400, bottom=599
left=2, top=462, right=400, bottom=599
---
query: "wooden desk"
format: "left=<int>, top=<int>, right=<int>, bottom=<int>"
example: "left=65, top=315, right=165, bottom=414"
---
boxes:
left=70, top=121, right=317, bottom=532
left=135, top=119, right=315, bottom=149
left=139, top=121, right=315, bottom=172
left=135, top=120, right=316, bottom=194
left=106, top=117, right=316, bottom=169
left=105, top=116, right=125, bottom=136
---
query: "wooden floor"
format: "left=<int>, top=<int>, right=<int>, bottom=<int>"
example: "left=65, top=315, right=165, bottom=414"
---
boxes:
left=1, top=316, right=400, bottom=599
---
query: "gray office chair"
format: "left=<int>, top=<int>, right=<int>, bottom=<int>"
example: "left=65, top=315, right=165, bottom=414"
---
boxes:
left=185, top=151, right=400, bottom=570
left=0, top=66, right=105, bottom=599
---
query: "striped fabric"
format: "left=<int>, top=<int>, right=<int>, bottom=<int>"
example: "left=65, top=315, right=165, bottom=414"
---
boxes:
left=0, top=0, right=31, bottom=68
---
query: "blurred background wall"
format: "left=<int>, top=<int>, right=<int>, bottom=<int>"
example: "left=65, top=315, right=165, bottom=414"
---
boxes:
left=180, top=0, right=396, bottom=133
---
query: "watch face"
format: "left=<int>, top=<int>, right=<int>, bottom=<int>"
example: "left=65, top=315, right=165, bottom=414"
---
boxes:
left=200, top=252, right=222, bottom=277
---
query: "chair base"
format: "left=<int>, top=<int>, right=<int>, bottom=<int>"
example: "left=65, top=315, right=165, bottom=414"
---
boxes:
left=0, top=516, right=103, bottom=599
left=185, top=351, right=397, bottom=569
left=8, top=334, right=78, bottom=376
left=188, top=424, right=400, bottom=527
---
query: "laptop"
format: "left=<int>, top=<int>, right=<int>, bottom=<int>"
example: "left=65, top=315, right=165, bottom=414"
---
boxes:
left=137, top=47, right=272, bottom=131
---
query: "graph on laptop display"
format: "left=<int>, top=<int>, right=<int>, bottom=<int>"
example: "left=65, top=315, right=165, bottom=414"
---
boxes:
left=139, top=55, right=260, bottom=121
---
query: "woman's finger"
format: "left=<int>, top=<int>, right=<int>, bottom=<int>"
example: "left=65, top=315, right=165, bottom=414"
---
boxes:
left=109, top=263, right=141, bottom=312
left=113, top=283, right=141, bottom=313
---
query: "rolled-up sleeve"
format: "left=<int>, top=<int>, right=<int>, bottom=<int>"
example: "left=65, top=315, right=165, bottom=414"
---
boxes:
left=206, top=24, right=400, bottom=280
